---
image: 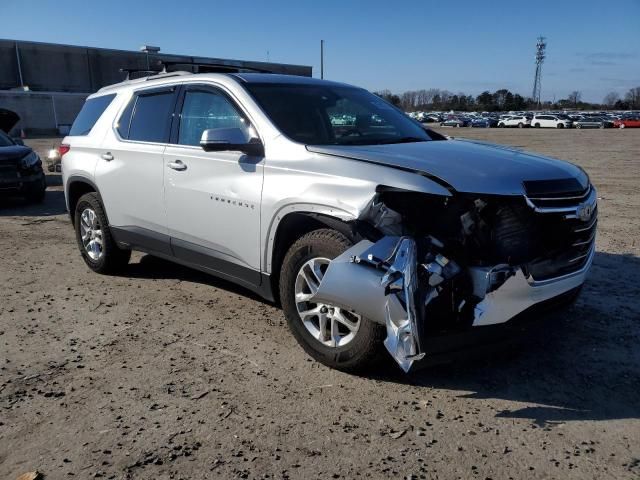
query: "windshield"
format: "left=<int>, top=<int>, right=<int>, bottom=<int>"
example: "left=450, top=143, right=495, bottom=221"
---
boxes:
left=244, top=83, right=432, bottom=146
left=0, top=131, right=15, bottom=147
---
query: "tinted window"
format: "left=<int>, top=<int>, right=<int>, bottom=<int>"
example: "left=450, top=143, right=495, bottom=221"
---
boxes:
left=128, top=89, right=175, bottom=143
left=245, top=83, right=431, bottom=146
left=178, top=89, right=249, bottom=146
left=69, top=94, right=116, bottom=136
left=116, top=96, right=136, bottom=138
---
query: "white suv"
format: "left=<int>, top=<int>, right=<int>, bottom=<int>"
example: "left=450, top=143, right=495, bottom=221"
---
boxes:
left=61, top=71, right=597, bottom=373
left=532, top=114, right=573, bottom=128
left=497, top=115, right=531, bottom=128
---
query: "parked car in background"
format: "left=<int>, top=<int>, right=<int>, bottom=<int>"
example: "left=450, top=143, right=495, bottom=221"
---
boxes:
left=532, top=114, right=573, bottom=128
left=0, top=115, right=46, bottom=203
left=573, top=116, right=605, bottom=129
left=470, top=117, right=497, bottom=128
left=613, top=117, right=640, bottom=129
left=440, top=117, right=469, bottom=127
left=498, top=115, right=531, bottom=128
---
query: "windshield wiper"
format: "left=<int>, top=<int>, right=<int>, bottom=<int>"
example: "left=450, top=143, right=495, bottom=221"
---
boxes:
left=378, top=136, right=429, bottom=145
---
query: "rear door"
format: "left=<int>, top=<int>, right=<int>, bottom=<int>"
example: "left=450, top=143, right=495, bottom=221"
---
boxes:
left=163, top=83, right=264, bottom=287
left=96, top=86, right=178, bottom=253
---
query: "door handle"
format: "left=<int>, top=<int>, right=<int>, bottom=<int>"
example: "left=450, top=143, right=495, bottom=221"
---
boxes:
left=101, top=152, right=114, bottom=161
left=167, top=160, right=187, bottom=171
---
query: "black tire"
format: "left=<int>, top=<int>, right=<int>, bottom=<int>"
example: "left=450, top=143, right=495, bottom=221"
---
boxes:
left=557, top=123, right=564, bottom=129
left=518, top=122, right=524, bottom=128
left=280, top=229, right=385, bottom=373
left=498, top=123, right=504, bottom=128
left=74, top=192, right=131, bottom=274
left=534, top=123, right=540, bottom=128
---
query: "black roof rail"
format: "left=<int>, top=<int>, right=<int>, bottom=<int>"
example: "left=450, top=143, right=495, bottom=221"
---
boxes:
left=158, top=60, right=275, bottom=74
left=119, top=68, right=162, bottom=81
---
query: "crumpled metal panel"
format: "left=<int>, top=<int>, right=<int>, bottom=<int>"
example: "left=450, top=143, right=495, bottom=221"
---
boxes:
left=312, top=236, right=425, bottom=372
left=379, top=237, right=425, bottom=372
left=470, top=246, right=594, bottom=326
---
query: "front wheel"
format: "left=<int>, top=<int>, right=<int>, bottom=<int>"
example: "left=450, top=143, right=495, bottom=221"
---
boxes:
left=74, top=192, right=131, bottom=274
left=534, top=123, right=540, bottom=128
left=279, top=229, right=385, bottom=373
left=557, top=123, right=565, bottom=129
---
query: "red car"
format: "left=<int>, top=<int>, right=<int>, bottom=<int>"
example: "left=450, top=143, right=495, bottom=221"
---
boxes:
left=613, top=117, right=640, bottom=128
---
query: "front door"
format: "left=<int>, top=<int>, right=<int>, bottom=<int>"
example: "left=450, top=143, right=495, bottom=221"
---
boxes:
left=163, top=84, right=264, bottom=287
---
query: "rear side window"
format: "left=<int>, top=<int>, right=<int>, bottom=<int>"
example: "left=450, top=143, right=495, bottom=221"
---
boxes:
left=127, top=89, right=175, bottom=143
left=116, top=96, right=136, bottom=138
left=69, top=94, right=116, bottom=136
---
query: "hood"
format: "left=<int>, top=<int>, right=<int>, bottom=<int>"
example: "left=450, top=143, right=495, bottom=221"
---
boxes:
left=0, top=145, right=32, bottom=163
left=307, top=139, right=588, bottom=195
left=0, top=109, right=20, bottom=134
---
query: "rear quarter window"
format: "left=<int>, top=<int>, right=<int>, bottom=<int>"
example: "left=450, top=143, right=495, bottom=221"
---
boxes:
left=69, top=94, right=116, bottom=136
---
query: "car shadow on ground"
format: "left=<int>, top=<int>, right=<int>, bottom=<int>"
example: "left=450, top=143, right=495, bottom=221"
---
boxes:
left=365, top=251, right=640, bottom=425
left=124, top=254, right=273, bottom=305
left=121, top=249, right=640, bottom=425
left=0, top=188, right=67, bottom=217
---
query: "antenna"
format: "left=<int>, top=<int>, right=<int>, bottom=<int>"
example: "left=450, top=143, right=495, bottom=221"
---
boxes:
left=532, top=36, right=546, bottom=107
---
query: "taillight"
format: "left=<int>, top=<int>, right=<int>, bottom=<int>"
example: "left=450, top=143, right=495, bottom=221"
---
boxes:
left=58, top=144, right=70, bottom=157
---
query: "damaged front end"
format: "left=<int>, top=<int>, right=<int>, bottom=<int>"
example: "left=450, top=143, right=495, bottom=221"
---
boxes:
left=312, top=186, right=597, bottom=372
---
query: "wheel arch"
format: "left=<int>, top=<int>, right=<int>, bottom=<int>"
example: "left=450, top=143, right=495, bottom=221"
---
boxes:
left=66, top=176, right=106, bottom=226
left=266, top=208, right=361, bottom=305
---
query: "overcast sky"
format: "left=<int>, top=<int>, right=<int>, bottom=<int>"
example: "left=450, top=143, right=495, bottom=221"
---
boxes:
left=3, top=0, right=639, bottom=102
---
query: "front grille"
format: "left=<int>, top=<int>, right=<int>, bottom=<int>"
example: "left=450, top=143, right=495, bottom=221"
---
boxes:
left=525, top=183, right=593, bottom=212
left=523, top=183, right=597, bottom=280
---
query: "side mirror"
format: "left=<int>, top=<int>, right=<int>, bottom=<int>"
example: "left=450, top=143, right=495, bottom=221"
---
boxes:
left=12, top=137, right=24, bottom=146
left=200, top=128, right=264, bottom=156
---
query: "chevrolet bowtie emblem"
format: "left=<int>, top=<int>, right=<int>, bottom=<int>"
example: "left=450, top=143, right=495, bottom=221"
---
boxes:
left=576, top=202, right=595, bottom=222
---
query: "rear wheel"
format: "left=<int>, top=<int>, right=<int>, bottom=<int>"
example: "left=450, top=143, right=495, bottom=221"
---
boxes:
left=557, top=123, right=564, bottom=129
left=280, top=229, right=385, bottom=372
left=518, top=122, right=524, bottom=128
left=74, top=192, right=131, bottom=274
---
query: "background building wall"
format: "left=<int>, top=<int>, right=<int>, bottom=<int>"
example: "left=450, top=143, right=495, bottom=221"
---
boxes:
left=0, top=39, right=312, bottom=134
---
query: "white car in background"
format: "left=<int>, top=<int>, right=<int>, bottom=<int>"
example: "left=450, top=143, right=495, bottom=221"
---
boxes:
left=497, top=115, right=531, bottom=128
left=532, top=114, right=573, bottom=129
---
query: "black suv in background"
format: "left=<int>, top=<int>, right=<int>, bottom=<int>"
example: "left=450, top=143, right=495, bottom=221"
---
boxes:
left=0, top=110, right=46, bottom=203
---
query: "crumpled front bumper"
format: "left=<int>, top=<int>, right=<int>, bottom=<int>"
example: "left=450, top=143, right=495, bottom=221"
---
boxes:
left=312, top=236, right=594, bottom=372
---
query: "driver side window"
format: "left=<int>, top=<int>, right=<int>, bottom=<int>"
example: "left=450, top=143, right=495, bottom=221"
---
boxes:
left=178, top=89, right=250, bottom=146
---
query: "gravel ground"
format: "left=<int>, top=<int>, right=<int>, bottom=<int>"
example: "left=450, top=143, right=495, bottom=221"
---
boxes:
left=1, top=128, right=639, bottom=479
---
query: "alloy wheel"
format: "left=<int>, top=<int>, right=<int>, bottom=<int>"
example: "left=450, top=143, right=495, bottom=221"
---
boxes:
left=294, top=257, right=361, bottom=347
left=79, top=208, right=104, bottom=261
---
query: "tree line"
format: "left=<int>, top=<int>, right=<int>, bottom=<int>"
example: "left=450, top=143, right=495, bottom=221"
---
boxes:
left=374, top=86, right=640, bottom=111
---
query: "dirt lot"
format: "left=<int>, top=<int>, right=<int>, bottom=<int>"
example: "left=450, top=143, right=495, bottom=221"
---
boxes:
left=1, top=129, right=639, bottom=479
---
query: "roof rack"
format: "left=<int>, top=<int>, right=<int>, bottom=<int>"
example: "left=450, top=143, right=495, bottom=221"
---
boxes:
left=158, top=60, right=275, bottom=74
left=119, top=68, right=159, bottom=81
left=98, top=70, right=192, bottom=93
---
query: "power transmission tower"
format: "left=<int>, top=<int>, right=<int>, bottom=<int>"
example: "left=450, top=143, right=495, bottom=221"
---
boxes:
left=532, top=36, right=546, bottom=107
